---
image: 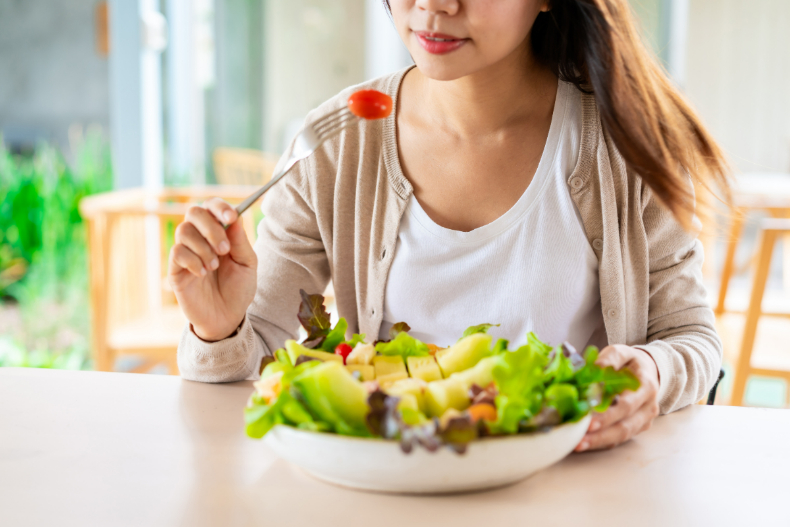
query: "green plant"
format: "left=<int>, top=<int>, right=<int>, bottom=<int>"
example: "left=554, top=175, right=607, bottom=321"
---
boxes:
left=0, top=129, right=112, bottom=369
left=0, top=336, right=90, bottom=370
left=0, top=130, right=111, bottom=297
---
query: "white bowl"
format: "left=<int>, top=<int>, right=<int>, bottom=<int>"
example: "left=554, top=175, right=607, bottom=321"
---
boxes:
left=264, top=414, right=590, bottom=494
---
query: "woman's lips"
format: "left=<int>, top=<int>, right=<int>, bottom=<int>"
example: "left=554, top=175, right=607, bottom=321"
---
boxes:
left=415, top=32, right=468, bottom=55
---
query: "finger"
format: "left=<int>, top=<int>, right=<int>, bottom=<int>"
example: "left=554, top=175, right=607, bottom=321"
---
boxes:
left=177, top=222, right=220, bottom=272
left=577, top=400, right=656, bottom=451
left=225, top=220, right=257, bottom=268
left=595, top=344, right=633, bottom=370
left=589, top=385, right=648, bottom=431
left=185, top=205, right=231, bottom=255
left=169, top=244, right=207, bottom=278
left=204, top=197, right=238, bottom=226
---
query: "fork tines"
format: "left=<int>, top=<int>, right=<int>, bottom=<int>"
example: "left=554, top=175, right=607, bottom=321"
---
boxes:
left=313, top=106, right=359, bottom=140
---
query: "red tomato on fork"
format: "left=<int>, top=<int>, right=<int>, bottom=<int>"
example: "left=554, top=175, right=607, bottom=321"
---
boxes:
left=347, top=90, right=393, bottom=120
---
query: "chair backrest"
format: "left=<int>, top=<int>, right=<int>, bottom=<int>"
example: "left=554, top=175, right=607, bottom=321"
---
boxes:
left=79, top=186, right=263, bottom=367
left=213, top=148, right=279, bottom=186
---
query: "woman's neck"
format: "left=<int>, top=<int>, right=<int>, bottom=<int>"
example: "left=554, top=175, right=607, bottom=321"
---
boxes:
left=410, top=42, right=557, bottom=137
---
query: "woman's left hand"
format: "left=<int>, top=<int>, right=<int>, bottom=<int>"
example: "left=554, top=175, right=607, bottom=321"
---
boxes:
left=575, top=344, right=660, bottom=452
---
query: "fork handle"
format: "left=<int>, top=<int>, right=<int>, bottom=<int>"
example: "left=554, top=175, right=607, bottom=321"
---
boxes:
left=233, top=157, right=299, bottom=218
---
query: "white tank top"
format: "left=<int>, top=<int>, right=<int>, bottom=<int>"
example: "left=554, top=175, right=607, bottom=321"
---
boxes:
left=379, top=80, right=602, bottom=350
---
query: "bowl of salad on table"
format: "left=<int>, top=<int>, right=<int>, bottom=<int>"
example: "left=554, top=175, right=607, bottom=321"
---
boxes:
left=245, top=290, right=639, bottom=494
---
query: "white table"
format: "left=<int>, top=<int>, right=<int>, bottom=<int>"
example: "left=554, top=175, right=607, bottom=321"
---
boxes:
left=1, top=368, right=789, bottom=527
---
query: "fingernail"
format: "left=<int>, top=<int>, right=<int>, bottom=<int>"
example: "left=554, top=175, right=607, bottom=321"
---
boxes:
left=200, top=268, right=207, bottom=277
left=219, top=241, right=230, bottom=254
left=223, top=211, right=234, bottom=223
left=577, top=441, right=589, bottom=452
left=210, top=258, right=219, bottom=270
left=590, top=421, right=601, bottom=432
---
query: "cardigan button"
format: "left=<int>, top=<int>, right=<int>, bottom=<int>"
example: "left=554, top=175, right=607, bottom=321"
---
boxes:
left=608, top=309, right=617, bottom=318
left=593, top=238, right=603, bottom=251
left=569, top=176, right=584, bottom=190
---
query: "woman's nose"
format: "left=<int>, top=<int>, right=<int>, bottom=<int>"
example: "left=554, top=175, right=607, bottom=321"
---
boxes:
left=415, top=0, right=460, bottom=17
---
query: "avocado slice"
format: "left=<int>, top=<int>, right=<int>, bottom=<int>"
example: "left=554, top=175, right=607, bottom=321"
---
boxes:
left=436, top=334, right=493, bottom=377
left=425, top=378, right=469, bottom=417
left=424, top=356, right=498, bottom=417
left=292, top=361, right=370, bottom=436
left=286, top=340, right=342, bottom=365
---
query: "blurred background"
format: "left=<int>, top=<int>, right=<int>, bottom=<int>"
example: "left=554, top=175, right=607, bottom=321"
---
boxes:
left=0, top=0, right=788, bottom=407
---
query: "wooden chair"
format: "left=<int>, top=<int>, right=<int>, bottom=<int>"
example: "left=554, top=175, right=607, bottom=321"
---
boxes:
left=79, top=186, right=263, bottom=374
left=729, top=218, right=790, bottom=406
left=213, top=148, right=280, bottom=186
left=715, top=173, right=790, bottom=315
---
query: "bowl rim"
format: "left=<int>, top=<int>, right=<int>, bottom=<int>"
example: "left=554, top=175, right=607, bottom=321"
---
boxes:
left=268, top=413, right=591, bottom=446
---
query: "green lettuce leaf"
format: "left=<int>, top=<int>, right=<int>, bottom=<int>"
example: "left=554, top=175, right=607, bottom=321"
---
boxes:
left=319, top=317, right=348, bottom=352
left=572, top=346, right=641, bottom=412
left=389, top=322, right=411, bottom=340
left=543, top=345, right=575, bottom=384
left=488, top=344, right=548, bottom=434
left=526, top=331, right=553, bottom=357
left=543, top=383, right=579, bottom=420
left=375, top=331, right=430, bottom=359
left=245, top=354, right=327, bottom=439
left=348, top=333, right=366, bottom=347
left=492, top=338, right=509, bottom=354
left=461, top=323, right=500, bottom=339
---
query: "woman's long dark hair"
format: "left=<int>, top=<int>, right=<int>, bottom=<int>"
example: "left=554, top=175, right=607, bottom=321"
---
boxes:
left=385, top=0, right=730, bottom=225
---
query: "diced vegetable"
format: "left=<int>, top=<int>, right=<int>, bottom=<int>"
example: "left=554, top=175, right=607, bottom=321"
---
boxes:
left=345, top=364, right=375, bottom=382
left=467, top=403, right=498, bottom=423
left=373, top=355, right=409, bottom=386
left=383, top=378, right=428, bottom=413
left=406, top=355, right=443, bottom=382
left=346, top=342, right=375, bottom=365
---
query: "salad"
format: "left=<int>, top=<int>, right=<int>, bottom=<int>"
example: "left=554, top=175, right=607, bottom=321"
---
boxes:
left=245, top=290, right=639, bottom=454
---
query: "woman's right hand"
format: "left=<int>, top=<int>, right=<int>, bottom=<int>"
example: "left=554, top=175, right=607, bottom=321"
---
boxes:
left=168, top=198, right=258, bottom=341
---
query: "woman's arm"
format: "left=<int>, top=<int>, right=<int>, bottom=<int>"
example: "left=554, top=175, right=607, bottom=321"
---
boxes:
left=634, top=193, right=723, bottom=414
left=176, top=153, right=331, bottom=383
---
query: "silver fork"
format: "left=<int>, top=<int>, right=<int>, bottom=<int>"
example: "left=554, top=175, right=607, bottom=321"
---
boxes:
left=233, top=106, right=360, bottom=217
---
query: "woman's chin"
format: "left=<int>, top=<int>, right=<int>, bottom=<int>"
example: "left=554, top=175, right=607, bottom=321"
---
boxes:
left=411, top=58, right=481, bottom=82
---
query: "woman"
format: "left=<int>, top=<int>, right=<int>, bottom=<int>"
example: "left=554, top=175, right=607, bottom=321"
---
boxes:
left=169, top=0, right=729, bottom=452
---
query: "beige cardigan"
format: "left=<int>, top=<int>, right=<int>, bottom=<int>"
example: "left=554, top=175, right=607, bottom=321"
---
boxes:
left=178, top=67, right=722, bottom=415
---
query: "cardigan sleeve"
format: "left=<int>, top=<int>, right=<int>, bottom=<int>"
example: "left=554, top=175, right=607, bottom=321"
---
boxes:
left=177, top=152, right=331, bottom=383
left=634, top=194, right=723, bottom=414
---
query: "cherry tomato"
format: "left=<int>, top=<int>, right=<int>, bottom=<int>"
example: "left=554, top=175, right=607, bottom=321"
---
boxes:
left=347, top=90, right=393, bottom=120
left=335, top=343, right=353, bottom=364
